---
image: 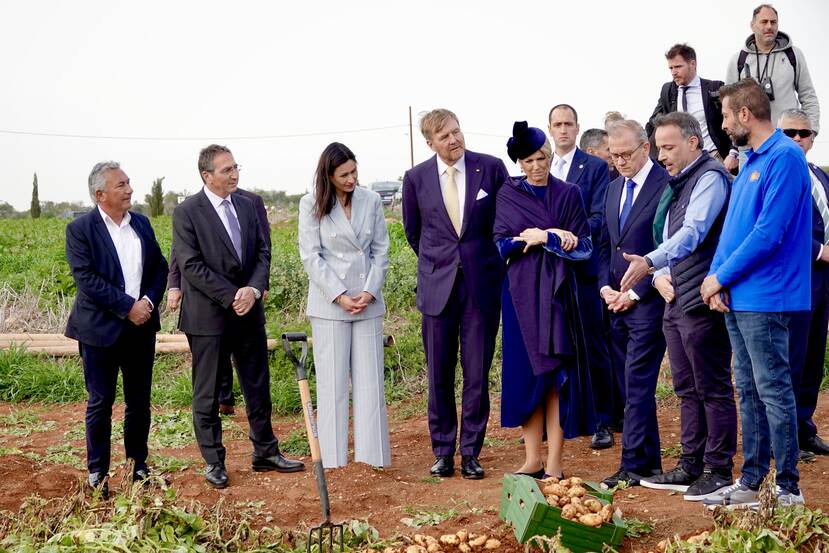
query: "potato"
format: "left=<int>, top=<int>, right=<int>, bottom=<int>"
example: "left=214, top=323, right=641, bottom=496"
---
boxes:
left=567, top=485, right=586, bottom=498
left=558, top=496, right=571, bottom=507
left=569, top=476, right=584, bottom=485
left=600, top=503, right=614, bottom=522
left=687, top=532, right=709, bottom=545
left=543, top=483, right=568, bottom=497
left=469, top=534, right=488, bottom=548
left=561, top=503, right=578, bottom=520
left=559, top=478, right=571, bottom=487
left=583, top=498, right=602, bottom=513
left=439, top=535, right=459, bottom=546
left=545, top=494, right=560, bottom=505
left=427, top=544, right=441, bottom=553
left=578, top=513, right=604, bottom=527
left=456, top=530, right=468, bottom=543
left=459, top=544, right=472, bottom=553
left=540, top=476, right=560, bottom=484
left=406, top=546, right=427, bottom=553
left=484, top=539, right=501, bottom=550
left=414, top=535, right=426, bottom=546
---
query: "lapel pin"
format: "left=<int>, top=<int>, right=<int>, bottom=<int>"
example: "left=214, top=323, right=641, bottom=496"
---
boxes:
left=579, top=164, right=584, bottom=169
left=475, top=168, right=481, bottom=172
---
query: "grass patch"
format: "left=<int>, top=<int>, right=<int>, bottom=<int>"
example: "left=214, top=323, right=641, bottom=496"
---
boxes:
left=401, top=505, right=459, bottom=528
left=660, top=443, right=682, bottom=459
left=624, top=517, right=655, bottom=538
left=0, top=410, right=55, bottom=436
left=147, top=410, right=194, bottom=449
left=279, top=427, right=310, bottom=457
left=147, top=453, right=194, bottom=475
left=417, top=476, right=442, bottom=485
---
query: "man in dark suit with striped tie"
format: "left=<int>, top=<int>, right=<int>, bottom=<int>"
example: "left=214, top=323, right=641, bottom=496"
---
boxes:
left=778, top=109, right=829, bottom=458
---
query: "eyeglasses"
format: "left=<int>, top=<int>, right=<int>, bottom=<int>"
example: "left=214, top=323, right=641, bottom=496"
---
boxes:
left=609, top=142, right=644, bottom=162
left=782, top=128, right=814, bottom=139
left=214, top=164, right=242, bottom=176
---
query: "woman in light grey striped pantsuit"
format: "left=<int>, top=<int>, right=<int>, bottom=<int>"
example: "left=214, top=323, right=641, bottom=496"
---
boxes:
left=298, top=142, right=391, bottom=468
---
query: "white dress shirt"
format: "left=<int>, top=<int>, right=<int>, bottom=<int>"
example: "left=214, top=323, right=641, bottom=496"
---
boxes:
left=679, top=76, right=715, bottom=153
left=551, top=147, right=577, bottom=181
left=203, top=185, right=240, bottom=241
left=436, top=154, right=466, bottom=225
left=97, top=206, right=144, bottom=302
left=618, top=158, right=654, bottom=216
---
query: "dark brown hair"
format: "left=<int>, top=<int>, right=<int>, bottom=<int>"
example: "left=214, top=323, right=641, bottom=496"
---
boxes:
left=314, top=142, right=357, bottom=220
left=198, top=144, right=232, bottom=183
left=719, top=78, right=771, bottom=122
left=665, top=43, right=696, bottom=62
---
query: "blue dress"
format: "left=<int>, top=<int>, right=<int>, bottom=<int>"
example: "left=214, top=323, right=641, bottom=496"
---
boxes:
left=497, top=180, right=597, bottom=439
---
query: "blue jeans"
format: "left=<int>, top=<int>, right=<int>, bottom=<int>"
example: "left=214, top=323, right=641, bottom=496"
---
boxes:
left=724, top=312, right=800, bottom=494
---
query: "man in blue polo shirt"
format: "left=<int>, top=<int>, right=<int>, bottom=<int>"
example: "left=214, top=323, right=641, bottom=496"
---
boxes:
left=700, top=78, right=811, bottom=509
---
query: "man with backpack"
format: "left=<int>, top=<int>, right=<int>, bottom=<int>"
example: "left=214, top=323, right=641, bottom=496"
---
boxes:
left=725, top=4, right=820, bottom=164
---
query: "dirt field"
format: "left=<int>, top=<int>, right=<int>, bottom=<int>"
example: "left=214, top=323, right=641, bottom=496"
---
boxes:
left=1, top=394, right=828, bottom=552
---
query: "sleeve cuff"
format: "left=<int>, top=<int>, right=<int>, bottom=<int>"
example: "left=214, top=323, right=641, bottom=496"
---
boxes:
left=141, top=295, right=154, bottom=311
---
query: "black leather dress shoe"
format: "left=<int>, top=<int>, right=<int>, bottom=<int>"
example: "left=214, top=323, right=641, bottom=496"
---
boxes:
left=608, top=419, right=624, bottom=433
left=252, top=453, right=305, bottom=473
left=85, top=471, right=109, bottom=499
left=461, top=456, right=485, bottom=480
left=430, top=456, right=454, bottom=477
left=591, top=427, right=614, bottom=449
left=132, top=464, right=151, bottom=484
left=802, top=434, right=829, bottom=455
left=205, top=463, right=229, bottom=489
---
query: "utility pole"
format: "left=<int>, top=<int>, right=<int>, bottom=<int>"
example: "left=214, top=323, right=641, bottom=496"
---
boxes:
left=408, top=106, right=414, bottom=168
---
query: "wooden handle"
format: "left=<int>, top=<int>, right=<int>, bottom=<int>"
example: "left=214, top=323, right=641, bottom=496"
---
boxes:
left=297, top=378, right=322, bottom=464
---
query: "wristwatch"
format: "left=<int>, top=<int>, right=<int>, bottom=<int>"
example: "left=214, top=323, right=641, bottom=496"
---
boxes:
left=644, top=256, right=656, bottom=275
left=251, top=287, right=262, bottom=300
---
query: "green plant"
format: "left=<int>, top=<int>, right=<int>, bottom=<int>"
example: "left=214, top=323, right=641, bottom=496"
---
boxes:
left=279, top=427, right=310, bottom=457
left=624, top=517, right=655, bottom=538
left=400, top=505, right=459, bottom=528
left=0, top=410, right=55, bottom=436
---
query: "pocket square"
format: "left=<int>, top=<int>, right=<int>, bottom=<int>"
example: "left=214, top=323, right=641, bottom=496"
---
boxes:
left=476, top=189, right=488, bottom=200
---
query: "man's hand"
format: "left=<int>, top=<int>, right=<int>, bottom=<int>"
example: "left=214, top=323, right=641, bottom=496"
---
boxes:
left=620, top=253, right=649, bottom=292
left=723, top=155, right=739, bottom=172
left=127, top=298, right=152, bottom=325
left=609, top=292, right=636, bottom=313
left=700, top=274, right=723, bottom=303
left=601, top=288, right=620, bottom=306
left=232, top=287, right=257, bottom=316
left=709, top=290, right=731, bottom=313
left=167, top=289, right=182, bottom=312
left=653, top=274, right=675, bottom=303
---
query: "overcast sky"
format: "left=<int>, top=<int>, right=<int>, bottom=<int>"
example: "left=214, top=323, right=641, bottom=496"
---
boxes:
left=2, top=0, right=827, bottom=211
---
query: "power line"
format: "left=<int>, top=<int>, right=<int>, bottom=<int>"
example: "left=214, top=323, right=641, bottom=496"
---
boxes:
left=0, top=125, right=409, bottom=141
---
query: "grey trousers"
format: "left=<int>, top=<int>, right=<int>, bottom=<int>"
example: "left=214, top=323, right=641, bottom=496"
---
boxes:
left=310, top=315, right=391, bottom=468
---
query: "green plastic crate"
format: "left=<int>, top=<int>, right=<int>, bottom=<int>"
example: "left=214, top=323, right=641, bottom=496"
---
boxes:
left=499, top=474, right=626, bottom=552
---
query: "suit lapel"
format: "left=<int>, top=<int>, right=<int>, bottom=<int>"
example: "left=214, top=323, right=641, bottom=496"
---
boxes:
left=700, top=79, right=712, bottom=122
left=91, top=211, right=124, bottom=281
left=350, top=189, right=368, bottom=240
left=198, top=191, right=239, bottom=263
left=567, top=149, right=587, bottom=184
left=606, top=177, right=622, bottom=244
left=460, top=152, right=481, bottom=238
left=329, top=197, right=360, bottom=248
left=619, top=168, right=663, bottom=241
left=231, top=193, right=251, bottom=263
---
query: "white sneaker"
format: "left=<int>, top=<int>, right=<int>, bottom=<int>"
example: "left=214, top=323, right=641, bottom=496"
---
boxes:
left=776, top=488, right=805, bottom=506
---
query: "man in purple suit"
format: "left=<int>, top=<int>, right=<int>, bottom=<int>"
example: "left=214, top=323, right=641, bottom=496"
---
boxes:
left=779, top=109, right=829, bottom=458
left=402, top=109, right=509, bottom=479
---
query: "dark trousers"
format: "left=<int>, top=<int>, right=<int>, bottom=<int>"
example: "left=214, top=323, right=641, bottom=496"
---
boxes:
left=609, top=312, right=665, bottom=474
left=422, top=269, right=499, bottom=457
left=663, top=302, right=736, bottom=474
left=218, top=354, right=235, bottom=406
left=80, top=323, right=155, bottom=474
left=187, top=324, right=277, bottom=465
left=788, top=296, right=829, bottom=441
left=576, top=276, right=616, bottom=427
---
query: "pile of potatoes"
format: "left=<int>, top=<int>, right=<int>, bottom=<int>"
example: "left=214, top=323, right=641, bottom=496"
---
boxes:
left=395, top=530, right=501, bottom=553
left=540, top=476, right=614, bottom=528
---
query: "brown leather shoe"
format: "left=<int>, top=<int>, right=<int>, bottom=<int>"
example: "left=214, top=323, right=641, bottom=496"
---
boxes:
left=219, top=404, right=235, bottom=416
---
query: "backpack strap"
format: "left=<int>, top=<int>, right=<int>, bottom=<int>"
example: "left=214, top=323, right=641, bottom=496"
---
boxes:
left=737, top=47, right=798, bottom=91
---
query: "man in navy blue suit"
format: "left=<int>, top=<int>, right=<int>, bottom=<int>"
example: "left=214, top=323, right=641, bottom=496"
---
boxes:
left=779, top=109, right=829, bottom=458
left=402, top=109, right=509, bottom=479
left=65, top=161, right=168, bottom=498
left=598, top=120, right=669, bottom=488
left=547, top=104, right=618, bottom=449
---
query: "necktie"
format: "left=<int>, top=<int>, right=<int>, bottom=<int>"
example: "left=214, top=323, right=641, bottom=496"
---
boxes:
left=619, top=179, right=636, bottom=232
left=553, top=157, right=566, bottom=181
left=811, top=173, right=829, bottom=243
left=680, top=86, right=688, bottom=112
left=221, top=199, right=243, bottom=261
left=444, top=165, right=461, bottom=235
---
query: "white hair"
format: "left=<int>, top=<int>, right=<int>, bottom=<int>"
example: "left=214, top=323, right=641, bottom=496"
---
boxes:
left=88, top=161, right=121, bottom=203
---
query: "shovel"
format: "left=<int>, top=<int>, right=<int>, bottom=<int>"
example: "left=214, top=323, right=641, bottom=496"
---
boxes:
left=282, top=332, right=343, bottom=553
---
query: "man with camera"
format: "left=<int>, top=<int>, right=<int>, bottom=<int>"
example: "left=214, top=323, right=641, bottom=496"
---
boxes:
left=725, top=4, right=820, bottom=166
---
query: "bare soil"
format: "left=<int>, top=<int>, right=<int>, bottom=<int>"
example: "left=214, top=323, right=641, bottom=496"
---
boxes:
left=1, top=395, right=828, bottom=552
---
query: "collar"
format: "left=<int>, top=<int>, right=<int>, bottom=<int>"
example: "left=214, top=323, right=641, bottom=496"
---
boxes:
left=750, top=128, right=783, bottom=156
left=681, top=75, right=701, bottom=88
left=97, top=205, right=131, bottom=229
left=436, top=154, right=466, bottom=176
left=553, top=147, right=577, bottom=167
left=203, top=185, right=231, bottom=209
left=628, top=158, right=654, bottom=186
left=677, top=152, right=705, bottom=176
